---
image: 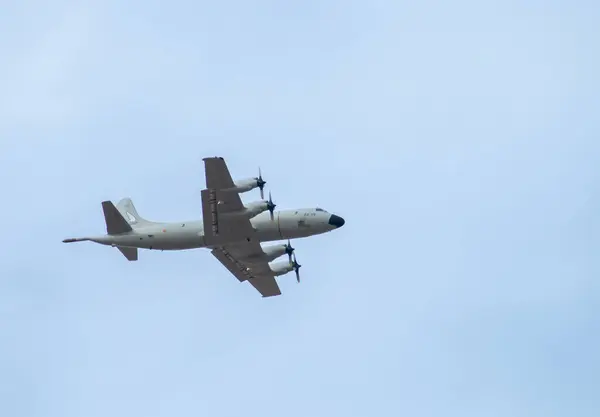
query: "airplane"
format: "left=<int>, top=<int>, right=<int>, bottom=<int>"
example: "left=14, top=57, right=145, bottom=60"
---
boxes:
left=63, top=157, right=345, bottom=297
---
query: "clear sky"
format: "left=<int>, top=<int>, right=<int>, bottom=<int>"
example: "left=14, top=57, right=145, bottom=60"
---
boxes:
left=1, top=1, right=599, bottom=416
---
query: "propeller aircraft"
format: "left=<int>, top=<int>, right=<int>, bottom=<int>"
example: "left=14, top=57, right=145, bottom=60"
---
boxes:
left=63, top=157, right=345, bottom=297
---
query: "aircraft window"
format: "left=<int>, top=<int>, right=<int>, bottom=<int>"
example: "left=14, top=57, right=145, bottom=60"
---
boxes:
left=316, top=208, right=324, bottom=212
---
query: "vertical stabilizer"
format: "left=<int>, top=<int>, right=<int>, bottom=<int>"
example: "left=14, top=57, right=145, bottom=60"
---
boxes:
left=116, top=198, right=151, bottom=227
left=102, top=201, right=133, bottom=235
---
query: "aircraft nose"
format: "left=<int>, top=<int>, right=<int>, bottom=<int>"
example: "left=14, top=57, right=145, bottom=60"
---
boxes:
left=328, top=214, right=345, bottom=228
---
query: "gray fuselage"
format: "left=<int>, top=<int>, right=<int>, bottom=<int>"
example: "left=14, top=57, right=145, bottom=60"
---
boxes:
left=87, top=208, right=344, bottom=250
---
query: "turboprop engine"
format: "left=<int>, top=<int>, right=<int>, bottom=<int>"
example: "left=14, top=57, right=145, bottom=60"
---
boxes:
left=240, top=200, right=270, bottom=218
left=223, top=168, right=267, bottom=198
left=269, top=253, right=302, bottom=283
left=262, top=240, right=295, bottom=262
left=224, top=191, right=277, bottom=220
left=242, top=240, right=295, bottom=265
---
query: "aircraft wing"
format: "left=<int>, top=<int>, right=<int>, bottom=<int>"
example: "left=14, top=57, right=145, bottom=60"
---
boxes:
left=211, top=240, right=282, bottom=298
left=201, top=157, right=255, bottom=244
left=203, top=156, right=237, bottom=190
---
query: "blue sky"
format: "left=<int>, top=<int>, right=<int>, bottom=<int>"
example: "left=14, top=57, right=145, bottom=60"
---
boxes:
left=1, top=1, right=599, bottom=416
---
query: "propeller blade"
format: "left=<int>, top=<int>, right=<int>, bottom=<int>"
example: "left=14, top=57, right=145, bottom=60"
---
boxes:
left=257, top=167, right=266, bottom=200
left=267, top=191, right=276, bottom=221
left=292, top=253, right=301, bottom=283
left=285, top=239, right=294, bottom=262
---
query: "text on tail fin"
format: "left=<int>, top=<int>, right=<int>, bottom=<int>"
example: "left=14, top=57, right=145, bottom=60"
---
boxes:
left=116, top=198, right=149, bottom=225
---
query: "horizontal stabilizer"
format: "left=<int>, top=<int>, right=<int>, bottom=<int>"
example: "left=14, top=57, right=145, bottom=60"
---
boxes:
left=117, top=246, right=138, bottom=261
left=102, top=201, right=133, bottom=235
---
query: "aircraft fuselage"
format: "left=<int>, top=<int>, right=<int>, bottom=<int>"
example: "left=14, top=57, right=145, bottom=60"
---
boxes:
left=84, top=208, right=344, bottom=251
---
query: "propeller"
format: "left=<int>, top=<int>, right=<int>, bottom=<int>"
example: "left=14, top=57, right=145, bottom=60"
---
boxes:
left=266, top=191, right=276, bottom=221
left=291, top=253, right=301, bottom=283
left=256, top=167, right=266, bottom=200
left=284, top=239, right=295, bottom=262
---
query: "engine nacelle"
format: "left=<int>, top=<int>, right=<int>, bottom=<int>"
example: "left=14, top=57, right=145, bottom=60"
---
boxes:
left=241, top=244, right=288, bottom=266
left=269, top=260, right=294, bottom=277
left=224, top=178, right=258, bottom=194
left=243, top=200, right=269, bottom=218
left=221, top=200, right=268, bottom=219
left=261, top=244, right=288, bottom=261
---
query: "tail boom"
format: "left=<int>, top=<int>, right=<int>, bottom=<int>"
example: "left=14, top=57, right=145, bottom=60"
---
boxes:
left=62, top=237, right=90, bottom=243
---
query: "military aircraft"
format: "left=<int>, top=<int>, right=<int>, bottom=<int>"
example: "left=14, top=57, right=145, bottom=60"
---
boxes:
left=63, top=157, right=345, bottom=297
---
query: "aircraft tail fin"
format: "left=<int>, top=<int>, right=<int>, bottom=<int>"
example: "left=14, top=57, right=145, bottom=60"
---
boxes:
left=116, top=198, right=151, bottom=227
left=117, top=246, right=138, bottom=261
left=102, top=201, right=133, bottom=235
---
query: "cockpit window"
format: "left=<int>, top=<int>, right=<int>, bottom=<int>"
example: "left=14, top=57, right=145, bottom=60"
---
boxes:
left=316, top=208, right=326, bottom=212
